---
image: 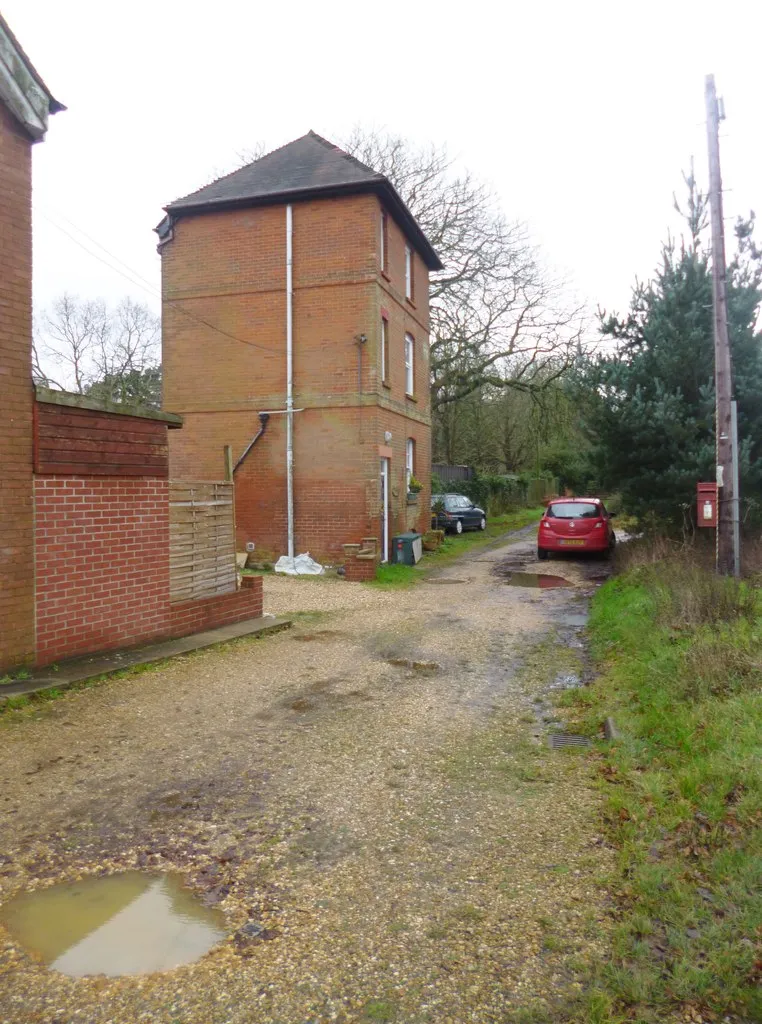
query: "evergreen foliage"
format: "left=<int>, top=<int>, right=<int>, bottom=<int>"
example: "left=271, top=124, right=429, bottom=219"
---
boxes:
left=578, top=174, right=762, bottom=525
left=86, top=366, right=162, bottom=409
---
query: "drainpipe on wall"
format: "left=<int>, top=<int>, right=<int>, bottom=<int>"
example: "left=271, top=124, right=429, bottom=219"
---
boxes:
left=354, top=334, right=367, bottom=444
left=286, top=204, right=295, bottom=561
left=233, top=412, right=270, bottom=473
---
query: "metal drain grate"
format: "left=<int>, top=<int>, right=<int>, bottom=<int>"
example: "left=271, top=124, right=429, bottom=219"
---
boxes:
left=548, top=733, right=592, bottom=749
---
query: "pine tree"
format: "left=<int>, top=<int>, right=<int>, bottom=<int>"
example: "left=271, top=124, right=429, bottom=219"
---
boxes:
left=579, top=174, right=762, bottom=525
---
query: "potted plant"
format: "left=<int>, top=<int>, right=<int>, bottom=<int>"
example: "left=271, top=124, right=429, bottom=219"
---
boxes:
left=431, top=495, right=446, bottom=528
left=407, top=475, right=423, bottom=502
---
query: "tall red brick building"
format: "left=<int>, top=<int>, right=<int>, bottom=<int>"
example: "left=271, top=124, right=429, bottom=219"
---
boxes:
left=0, top=17, right=62, bottom=670
left=158, top=132, right=441, bottom=563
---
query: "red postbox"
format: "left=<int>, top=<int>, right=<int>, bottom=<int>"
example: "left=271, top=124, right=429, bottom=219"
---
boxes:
left=697, top=482, right=718, bottom=528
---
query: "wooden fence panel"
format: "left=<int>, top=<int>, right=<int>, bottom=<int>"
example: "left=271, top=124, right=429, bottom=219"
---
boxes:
left=432, top=463, right=474, bottom=484
left=169, top=482, right=237, bottom=602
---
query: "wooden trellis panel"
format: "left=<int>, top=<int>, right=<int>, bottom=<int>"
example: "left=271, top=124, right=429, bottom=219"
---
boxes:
left=169, top=482, right=236, bottom=602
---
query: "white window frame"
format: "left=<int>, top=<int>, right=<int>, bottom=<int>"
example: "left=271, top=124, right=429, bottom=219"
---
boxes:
left=406, top=438, right=415, bottom=489
left=380, top=317, right=388, bottom=383
left=404, top=333, right=414, bottom=396
left=405, top=244, right=413, bottom=300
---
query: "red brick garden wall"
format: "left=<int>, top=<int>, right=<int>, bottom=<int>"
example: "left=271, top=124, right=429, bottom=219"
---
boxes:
left=34, top=477, right=172, bottom=662
left=32, top=399, right=264, bottom=667
left=169, top=577, right=262, bottom=636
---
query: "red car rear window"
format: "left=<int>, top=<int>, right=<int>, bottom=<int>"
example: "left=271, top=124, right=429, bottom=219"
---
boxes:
left=546, top=502, right=600, bottom=519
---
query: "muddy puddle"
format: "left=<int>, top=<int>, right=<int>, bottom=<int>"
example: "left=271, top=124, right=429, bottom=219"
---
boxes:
left=0, top=871, right=225, bottom=977
left=500, top=572, right=572, bottom=589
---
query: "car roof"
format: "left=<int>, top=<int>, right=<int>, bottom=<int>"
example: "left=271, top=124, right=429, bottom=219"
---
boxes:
left=548, top=497, right=601, bottom=503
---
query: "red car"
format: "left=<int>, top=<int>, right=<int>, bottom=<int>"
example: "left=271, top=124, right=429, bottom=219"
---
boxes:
left=537, top=498, right=616, bottom=560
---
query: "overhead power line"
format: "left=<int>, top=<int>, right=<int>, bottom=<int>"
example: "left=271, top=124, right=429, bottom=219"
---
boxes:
left=35, top=206, right=279, bottom=355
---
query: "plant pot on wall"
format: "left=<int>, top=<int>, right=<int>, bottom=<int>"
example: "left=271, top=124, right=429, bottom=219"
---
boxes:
left=407, top=475, right=423, bottom=504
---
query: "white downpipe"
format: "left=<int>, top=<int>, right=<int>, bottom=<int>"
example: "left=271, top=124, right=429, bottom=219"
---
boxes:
left=286, top=204, right=294, bottom=560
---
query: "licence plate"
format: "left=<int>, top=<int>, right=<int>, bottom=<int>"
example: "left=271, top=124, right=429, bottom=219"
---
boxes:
left=559, top=539, right=585, bottom=546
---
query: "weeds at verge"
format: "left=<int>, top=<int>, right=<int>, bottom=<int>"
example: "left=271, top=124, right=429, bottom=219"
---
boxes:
left=570, top=557, right=762, bottom=1022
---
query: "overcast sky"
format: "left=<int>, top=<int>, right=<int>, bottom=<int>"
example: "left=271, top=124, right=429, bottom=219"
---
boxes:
left=7, top=0, right=761, bottom=323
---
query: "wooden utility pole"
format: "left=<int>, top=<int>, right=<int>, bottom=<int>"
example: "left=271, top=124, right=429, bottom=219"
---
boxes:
left=705, top=73, right=738, bottom=575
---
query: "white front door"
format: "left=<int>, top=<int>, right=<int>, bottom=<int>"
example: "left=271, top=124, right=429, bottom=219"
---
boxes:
left=379, top=457, right=390, bottom=562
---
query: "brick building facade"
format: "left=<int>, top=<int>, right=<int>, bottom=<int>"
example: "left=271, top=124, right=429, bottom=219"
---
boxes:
left=158, top=133, right=442, bottom=563
left=0, top=17, right=63, bottom=671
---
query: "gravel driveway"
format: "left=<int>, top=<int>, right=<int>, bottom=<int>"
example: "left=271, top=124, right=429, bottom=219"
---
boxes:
left=0, top=528, right=612, bottom=1023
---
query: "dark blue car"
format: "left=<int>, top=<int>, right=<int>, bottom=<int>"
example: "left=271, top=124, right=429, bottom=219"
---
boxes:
left=431, top=493, right=487, bottom=535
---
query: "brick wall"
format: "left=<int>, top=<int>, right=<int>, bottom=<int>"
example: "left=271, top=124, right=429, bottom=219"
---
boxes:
left=0, top=102, right=35, bottom=670
left=32, top=398, right=265, bottom=667
left=234, top=405, right=380, bottom=560
left=162, top=192, right=433, bottom=563
left=34, top=476, right=264, bottom=665
left=379, top=407, right=432, bottom=540
left=34, top=477, right=172, bottom=662
left=169, top=576, right=262, bottom=635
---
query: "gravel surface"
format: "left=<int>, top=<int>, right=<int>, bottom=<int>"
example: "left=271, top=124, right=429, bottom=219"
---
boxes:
left=0, top=530, right=613, bottom=1023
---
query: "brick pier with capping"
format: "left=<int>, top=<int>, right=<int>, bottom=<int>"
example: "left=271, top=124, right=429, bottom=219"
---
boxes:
left=343, top=537, right=380, bottom=582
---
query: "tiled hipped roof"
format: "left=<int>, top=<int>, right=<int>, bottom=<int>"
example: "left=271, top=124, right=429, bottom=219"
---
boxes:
left=168, top=132, right=384, bottom=209
left=161, top=131, right=442, bottom=271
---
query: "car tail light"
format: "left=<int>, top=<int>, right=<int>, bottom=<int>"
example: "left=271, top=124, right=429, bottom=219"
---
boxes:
left=594, top=520, right=604, bottom=529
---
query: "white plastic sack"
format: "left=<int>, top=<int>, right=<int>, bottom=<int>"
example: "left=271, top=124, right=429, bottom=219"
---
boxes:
left=274, top=552, right=325, bottom=576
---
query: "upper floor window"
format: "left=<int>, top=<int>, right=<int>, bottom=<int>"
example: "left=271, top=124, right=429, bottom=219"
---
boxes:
left=404, top=333, right=414, bottom=396
left=380, top=315, right=389, bottom=385
left=380, top=210, right=389, bottom=275
left=405, top=245, right=414, bottom=301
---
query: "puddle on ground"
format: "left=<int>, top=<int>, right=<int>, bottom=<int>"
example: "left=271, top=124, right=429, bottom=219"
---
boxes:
left=548, top=671, right=582, bottom=690
left=502, top=572, right=572, bottom=589
left=0, top=872, right=226, bottom=977
left=425, top=577, right=470, bottom=585
left=555, top=610, right=589, bottom=628
left=290, top=697, right=314, bottom=712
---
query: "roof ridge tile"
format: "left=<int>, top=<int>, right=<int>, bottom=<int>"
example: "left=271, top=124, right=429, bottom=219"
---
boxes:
left=159, top=131, right=443, bottom=271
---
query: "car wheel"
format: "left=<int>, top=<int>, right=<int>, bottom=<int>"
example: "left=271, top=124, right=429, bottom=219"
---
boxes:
left=454, top=519, right=463, bottom=535
left=479, top=517, right=487, bottom=531
left=537, top=548, right=549, bottom=560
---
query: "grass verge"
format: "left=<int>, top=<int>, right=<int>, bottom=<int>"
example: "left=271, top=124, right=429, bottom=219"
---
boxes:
left=564, top=557, right=762, bottom=1022
left=369, top=507, right=544, bottom=589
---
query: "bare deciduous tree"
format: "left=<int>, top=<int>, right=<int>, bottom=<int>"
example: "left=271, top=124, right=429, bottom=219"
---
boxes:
left=203, top=142, right=267, bottom=190
left=344, top=129, right=586, bottom=413
left=434, top=369, right=577, bottom=474
left=33, top=295, right=161, bottom=407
